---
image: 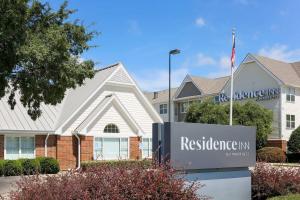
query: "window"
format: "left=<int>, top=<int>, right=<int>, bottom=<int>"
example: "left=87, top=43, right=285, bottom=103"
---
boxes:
left=286, top=114, right=295, bottom=129
left=159, top=104, right=168, bottom=114
left=286, top=88, right=295, bottom=102
left=94, top=137, right=128, bottom=160
left=5, top=136, right=35, bottom=160
left=180, top=101, right=194, bottom=113
left=142, top=138, right=152, bottom=158
left=180, top=102, right=189, bottom=113
left=104, top=124, right=119, bottom=133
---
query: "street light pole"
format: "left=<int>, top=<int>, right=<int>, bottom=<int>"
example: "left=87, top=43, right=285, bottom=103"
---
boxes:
left=168, top=49, right=180, bottom=122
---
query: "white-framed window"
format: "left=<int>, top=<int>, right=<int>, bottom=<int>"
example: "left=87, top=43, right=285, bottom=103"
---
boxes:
left=5, top=136, right=35, bottom=160
left=142, top=138, right=152, bottom=158
left=180, top=101, right=194, bottom=113
left=94, top=137, right=129, bottom=160
left=286, top=88, right=295, bottom=103
left=104, top=123, right=119, bottom=133
left=286, top=114, right=295, bottom=129
left=159, top=104, right=168, bottom=114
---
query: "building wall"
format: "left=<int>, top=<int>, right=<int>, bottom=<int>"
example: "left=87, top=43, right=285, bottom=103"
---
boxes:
left=35, top=135, right=57, bottom=158
left=56, top=136, right=78, bottom=170
left=152, top=102, right=175, bottom=122
left=130, top=136, right=141, bottom=160
left=90, top=105, right=135, bottom=135
left=280, top=86, right=300, bottom=140
left=223, top=61, right=281, bottom=139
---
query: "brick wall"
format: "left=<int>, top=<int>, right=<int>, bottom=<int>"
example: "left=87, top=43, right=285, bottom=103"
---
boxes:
left=266, top=139, right=287, bottom=152
left=57, top=136, right=78, bottom=170
left=0, top=135, right=4, bottom=159
left=80, top=136, right=93, bottom=161
left=35, top=135, right=57, bottom=158
left=130, top=137, right=141, bottom=160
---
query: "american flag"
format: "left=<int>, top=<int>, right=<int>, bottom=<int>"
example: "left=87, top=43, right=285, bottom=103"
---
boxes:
left=231, top=31, right=236, bottom=68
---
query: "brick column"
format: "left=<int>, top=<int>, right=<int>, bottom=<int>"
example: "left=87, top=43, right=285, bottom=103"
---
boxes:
left=35, top=135, right=57, bottom=158
left=130, top=137, right=141, bottom=160
left=80, top=136, right=94, bottom=161
left=266, top=139, right=287, bottom=152
left=0, top=135, right=4, bottom=159
left=56, top=136, right=78, bottom=170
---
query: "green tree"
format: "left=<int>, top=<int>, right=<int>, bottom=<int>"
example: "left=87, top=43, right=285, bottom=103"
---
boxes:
left=288, top=126, right=300, bottom=153
left=0, top=0, right=97, bottom=120
left=185, top=100, right=273, bottom=149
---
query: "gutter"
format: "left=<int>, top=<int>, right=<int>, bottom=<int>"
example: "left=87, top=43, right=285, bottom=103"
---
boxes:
left=45, top=133, right=50, bottom=157
left=72, top=130, right=81, bottom=170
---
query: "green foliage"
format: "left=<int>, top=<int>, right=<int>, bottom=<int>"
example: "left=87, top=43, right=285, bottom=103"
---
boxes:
left=0, top=160, right=4, bottom=176
left=20, top=159, right=41, bottom=175
left=257, top=147, right=286, bottom=163
left=0, top=0, right=97, bottom=120
left=81, top=159, right=152, bottom=171
left=185, top=100, right=273, bottom=149
left=288, top=126, right=300, bottom=153
left=268, top=194, right=300, bottom=200
left=37, top=157, right=60, bottom=174
left=4, top=160, right=23, bottom=176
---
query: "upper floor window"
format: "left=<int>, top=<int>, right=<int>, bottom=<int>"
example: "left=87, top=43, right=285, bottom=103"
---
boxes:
left=286, top=87, right=295, bottom=103
left=286, top=114, right=295, bottom=129
left=104, top=124, right=119, bottom=133
left=159, top=104, right=168, bottom=114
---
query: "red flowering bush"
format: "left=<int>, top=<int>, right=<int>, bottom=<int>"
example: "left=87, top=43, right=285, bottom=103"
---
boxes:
left=9, top=164, right=208, bottom=200
left=251, top=163, right=300, bottom=200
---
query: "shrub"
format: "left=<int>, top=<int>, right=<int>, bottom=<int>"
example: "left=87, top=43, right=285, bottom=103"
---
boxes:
left=10, top=164, right=208, bottom=200
left=37, top=157, right=59, bottom=174
left=288, top=126, right=300, bottom=153
left=251, top=163, right=300, bottom=200
left=286, top=153, right=300, bottom=163
left=81, top=159, right=152, bottom=171
left=4, top=160, right=22, bottom=176
left=257, top=147, right=286, bottom=163
left=0, top=160, right=4, bottom=176
left=20, top=159, right=41, bottom=175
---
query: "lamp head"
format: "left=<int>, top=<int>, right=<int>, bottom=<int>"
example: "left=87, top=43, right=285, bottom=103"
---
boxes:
left=169, top=49, right=181, bottom=55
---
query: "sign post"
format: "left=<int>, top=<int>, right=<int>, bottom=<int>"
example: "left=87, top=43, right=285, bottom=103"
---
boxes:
left=153, top=122, right=256, bottom=200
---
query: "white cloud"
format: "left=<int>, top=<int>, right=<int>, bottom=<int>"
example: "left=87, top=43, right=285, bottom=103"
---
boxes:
left=219, top=56, right=231, bottom=69
left=195, top=17, right=206, bottom=27
left=258, top=44, right=300, bottom=62
left=134, top=68, right=188, bottom=91
left=196, top=53, right=216, bottom=66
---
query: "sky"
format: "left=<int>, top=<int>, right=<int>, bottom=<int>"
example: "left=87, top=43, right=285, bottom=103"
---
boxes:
left=47, top=0, right=300, bottom=91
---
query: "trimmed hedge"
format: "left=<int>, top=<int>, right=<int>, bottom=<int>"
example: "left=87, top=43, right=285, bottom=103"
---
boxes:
left=288, top=126, right=300, bottom=153
left=257, top=147, right=286, bottom=163
left=4, top=160, right=23, bottom=176
left=81, top=159, right=152, bottom=171
left=37, top=157, right=60, bottom=174
left=20, top=159, right=41, bottom=175
left=0, top=157, right=59, bottom=176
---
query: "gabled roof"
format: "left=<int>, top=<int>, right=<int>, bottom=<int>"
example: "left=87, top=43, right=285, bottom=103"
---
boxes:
left=190, top=75, right=230, bottom=95
left=252, top=54, right=300, bottom=87
left=76, top=94, right=143, bottom=135
left=0, top=63, right=134, bottom=132
left=144, top=88, right=178, bottom=104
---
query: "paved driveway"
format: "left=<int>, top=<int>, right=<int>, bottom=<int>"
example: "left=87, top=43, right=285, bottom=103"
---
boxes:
left=0, top=176, right=20, bottom=198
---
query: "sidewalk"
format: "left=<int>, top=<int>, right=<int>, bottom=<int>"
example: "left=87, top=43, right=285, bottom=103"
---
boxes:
left=0, top=176, right=20, bottom=198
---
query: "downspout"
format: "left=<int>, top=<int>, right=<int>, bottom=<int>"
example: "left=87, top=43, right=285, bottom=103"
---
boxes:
left=73, top=131, right=81, bottom=170
left=45, top=133, right=50, bottom=157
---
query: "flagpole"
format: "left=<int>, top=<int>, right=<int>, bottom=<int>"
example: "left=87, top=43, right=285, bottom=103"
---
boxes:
left=229, top=29, right=235, bottom=126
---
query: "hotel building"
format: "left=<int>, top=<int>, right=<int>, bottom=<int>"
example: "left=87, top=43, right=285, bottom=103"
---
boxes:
left=147, top=54, right=300, bottom=150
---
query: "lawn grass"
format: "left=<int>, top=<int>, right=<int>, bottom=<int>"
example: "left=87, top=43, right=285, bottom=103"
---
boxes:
left=268, top=194, right=300, bottom=200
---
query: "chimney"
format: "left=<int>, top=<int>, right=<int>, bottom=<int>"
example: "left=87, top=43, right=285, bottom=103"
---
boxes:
left=153, top=92, right=158, bottom=99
